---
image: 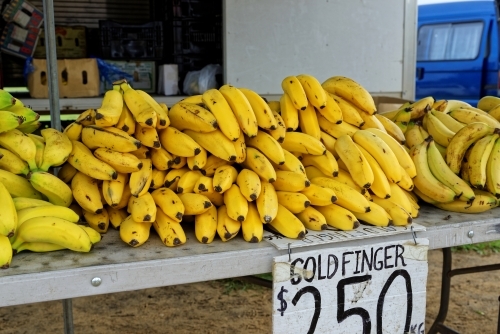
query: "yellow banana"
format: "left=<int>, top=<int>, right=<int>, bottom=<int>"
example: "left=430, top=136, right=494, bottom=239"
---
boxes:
left=486, top=137, right=500, bottom=197
left=120, top=82, right=156, bottom=128
left=0, top=129, right=37, bottom=170
left=256, top=181, right=278, bottom=223
left=219, top=84, right=258, bottom=137
left=14, top=242, right=65, bottom=254
left=353, top=201, right=392, bottom=227
left=322, top=76, right=376, bottom=114
left=317, top=112, right=359, bottom=138
left=68, top=141, right=118, bottom=180
left=94, top=148, right=143, bottom=174
left=319, top=131, right=337, bottom=155
left=95, top=88, right=123, bottom=127
left=374, top=114, right=406, bottom=144
left=280, top=132, right=326, bottom=155
left=134, top=123, right=161, bottom=149
left=150, top=147, right=175, bottom=171
left=267, top=204, right=306, bottom=239
left=359, top=110, right=387, bottom=132
left=28, top=171, right=73, bottom=207
left=202, top=89, right=241, bottom=140
left=433, top=190, right=497, bottom=213
left=63, top=122, right=82, bottom=141
left=488, top=103, right=500, bottom=122
left=213, top=165, right=238, bottom=193
left=75, top=108, right=96, bottom=126
left=331, top=94, right=365, bottom=127
left=130, top=145, right=150, bottom=160
left=177, top=193, right=212, bottom=215
left=119, top=215, right=151, bottom=247
left=232, top=131, right=247, bottom=163
left=300, top=183, right=337, bottom=206
left=404, top=121, right=425, bottom=149
left=273, top=170, right=310, bottom=192
left=195, top=205, right=218, bottom=244
left=409, top=96, right=434, bottom=119
left=311, top=177, right=371, bottom=213
left=12, top=197, right=53, bottom=211
left=115, top=103, right=136, bottom=135
left=317, top=92, right=343, bottom=124
left=242, top=202, right=263, bottom=243
left=129, top=159, right=153, bottom=197
left=168, top=102, right=218, bottom=133
left=223, top=184, right=248, bottom=222
left=0, top=169, right=41, bottom=199
left=298, top=103, right=321, bottom=139
left=128, top=192, right=156, bottom=223
left=107, top=206, right=128, bottom=229
left=449, top=108, right=499, bottom=128
left=334, top=134, right=373, bottom=189
left=82, top=125, right=142, bottom=153
left=187, top=147, right=207, bottom=170
left=159, top=127, right=201, bottom=157
left=164, top=167, right=190, bottom=190
left=274, top=149, right=306, bottom=175
left=467, top=134, right=498, bottom=189
left=281, top=76, right=308, bottom=110
left=80, top=225, right=102, bottom=244
left=201, top=155, right=231, bottom=176
left=0, top=181, right=17, bottom=237
left=154, top=209, right=186, bottom=247
left=296, top=74, right=327, bottom=110
left=280, top=93, right=299, bottom=131
left=305, top=166, right=328, bottom=180
left=387, top=183, right=414, bottom=217
left=295, top=206, right=327, bottom=231
left=354, top=144, right=392, bottom=199
left=151, top=187, right=184, bottom=222
left=265, top=110, right=286, bottom=143
left=372, top=196, right=412, bottom=226
left=113, top=182, right=132, bottom=210
left=236, top=168, right=261, bottom=201
left=0, top=110, right=22, bottom=133
left=83, top=208, right=109, bottom=233
left=241, top=147, right=277, bottom=183
left=194, top=177, right=224, bottom=206
left=183, top=129, right=237, bottom=162
left=0, top=235, right=13, bottom=267
left=136, top=90, right=170, bottom=129
left=217, top=205, right=241, bottom=242
left=478, top=96, right=500, bottom=112
left=425, top=113, right=455, bottom=147
left=102, top=173, right=128, bottom=207
left=0, top=147, right=29, bottom=175
left=176, top=170, right=203, bottom=193
left=397, top=165, right=414, bottom=192
left=430, top=109, right=465, bottom=133
left=315, top=204, right=359, bottom=231
left=300, top=150, right=338, bottom=177
left=71, top=171, right=103, bottom=214
left=267, top=100, right=281, bottom=113
left=245, top=131, right=285, bottom=165
left=39, top=128, right=72, bottom=171
left=240, top=88, right=277, bottom=130
left=180, top=94, right=203, bottom=105
left=276, top=191, right=310, bottom=213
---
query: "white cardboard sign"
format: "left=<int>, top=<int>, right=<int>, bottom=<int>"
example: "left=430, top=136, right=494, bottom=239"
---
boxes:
left=272, top=238, right=428, bottom=334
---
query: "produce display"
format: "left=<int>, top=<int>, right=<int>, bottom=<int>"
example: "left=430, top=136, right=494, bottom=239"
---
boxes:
left=0, top=74, right=500, bottom=269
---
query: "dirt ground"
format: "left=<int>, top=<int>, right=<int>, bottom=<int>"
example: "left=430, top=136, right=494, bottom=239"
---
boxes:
left=0, top=249, right=499, bottom=333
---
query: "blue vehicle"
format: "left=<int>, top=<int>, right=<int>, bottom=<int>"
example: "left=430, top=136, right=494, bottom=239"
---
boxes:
left=415, top=0, right=500, bottom=106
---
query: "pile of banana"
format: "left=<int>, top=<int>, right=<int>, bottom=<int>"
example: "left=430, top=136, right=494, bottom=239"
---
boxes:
left=0, top=90, right=41, bottom=135
left=383, top=96, right=500, bottom=213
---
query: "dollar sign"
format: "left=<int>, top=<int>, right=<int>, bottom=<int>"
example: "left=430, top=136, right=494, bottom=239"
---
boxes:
left=277, top=286, right=288, bottom=316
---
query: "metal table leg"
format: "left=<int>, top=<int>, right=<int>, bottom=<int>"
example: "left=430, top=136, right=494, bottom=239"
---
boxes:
left=497, top=296, right=500, bottom=334
left=62, top=299, right=74, bottom=334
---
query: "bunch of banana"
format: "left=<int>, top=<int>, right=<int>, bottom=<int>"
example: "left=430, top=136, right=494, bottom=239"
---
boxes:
left=0, top=90, right=41, bottom=134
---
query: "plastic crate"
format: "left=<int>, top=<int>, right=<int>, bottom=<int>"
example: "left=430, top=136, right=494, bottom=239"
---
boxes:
left=172, top=19, right=222, bottom=55
left=170, top=0, right=222, bottom=18
left=99, top=20, right=164, bottom=60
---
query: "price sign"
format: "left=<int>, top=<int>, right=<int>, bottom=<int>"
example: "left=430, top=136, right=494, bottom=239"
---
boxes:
left=272, top=238, right=428, bottom=334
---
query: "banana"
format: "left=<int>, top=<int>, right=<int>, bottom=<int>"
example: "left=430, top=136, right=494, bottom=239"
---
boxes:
left=240, top=88, right=277, bottom=130
left=120, top=82, right=156, bottom=128
left=38, top=128, right=72, bottom=171
left=467, top=134, right=498, bottom=189
left=28, top=171, right=73, bottom=207
left=353, top=130, right=402, bottom=184
left=195, top=205, right=218, bottom=244
left=330, top=94, right=365, bottom=127
left=265, top=110, right=286, bottom=143
left=295, top=206, right=327, bottom=231
left=194, top=177, right=224, bottom=206
left=71, top=172, right=103, bottom=214
left=0, top=147, right=29, bottom=175
left=115, top=103, right=135, bottom=135
left=63, top=122, right=82, bottom=141
left=404, top=121, right=425, bottom=149
left=130, top=145, right=150, bottom=160
left=95, top=88, right=123, bottom=127
left=280, top=93, right=299, bottom=131
left=387, top=183, right=414, bottom=217
left=298, top=103, right=321, bottom=139
left=154, top=209, right=186, bottom=247
left=150, top=169, right=167, bottom=189
left=241, top=147, right=277, bottom=182
left=300, top=183, right=337, bottom=206
left=281, top=75, right=308, bottom=110
left=364, top=128, right=416, bottom=178
left=80, top=225, right=102, bottom=244
left=359, top=110, right=387, bottom=132
left=311, top=177, right=371, bottom=213
left=0, top=169, right=41, bottom=199
left=177, top=170, right=203, bottom=193
left=315, top=204, right=360, bottom=230
left=478, top=96, right=500, bottom=112
left=236, top=168, right=261, bottom=201
left=274, top=149, right=306, bottom=175
left=242, top=202, right=263, bottom=242
left=219, top=85, right=258, bottom=137
left=433, top=190, right=497, bottom=213
left=83, top=208, right=110, bottom=233
left=334, top=134, right=374, bottom=189
left=354, top=144, right=392, bottom=199
left=134, top=123, right=161, bottom=149
left=94, top=148, right=143, bottom=174
left=159, top=126, right=202, bottom=158
left=305, top=166, right=328, bottom=180
left=0, top=181, right=17, bottom=237
left=486, top=137, right=500, bottom=197
left=202, top=89, right=241, bottom=141
left=68, top=140, right=117, bottom=180
left=164, top=167, right=190, bottom=189
left=136, top=90, right=170, bottom=129
left=317, top=92, right=343, bottom=124
left=276, top=191, right=310, bottom=213
left=177, top=193, right=212, bottom=215
left=102, top=173, right=128, bottom=207
left=280, top=132, right=326, bottom=155
left=223, top=184, right=248, bottom=222
left=16, top=119, right=40, bottom=134
left=267, top=204, right=306, bottom=239
left=201, top=155, right=230, bottom=176
left=461, top=160, right=471, bottom=184
left=12, top=197, right=53, bottom=211
left=267, top=100, right=281, bottom=113
left=187, top=146, right=207, bottom=170
left=0, top=110, right=22, bottom=133
left=183, top=129, right=237, bottom=162
left=14, top=242, right=65, bottom=254
left=151, top=187, right=184, bottom=222
left=11, top=216, right=92, bottom=252
left=425, top=113, right=455, bottom=147
left=171, top=155, right=188, bottom=170
left=335, top=169, right=370, bottom=198
left=317, top=112, right=359, bottom=138
left=150, top=147, right=175, bottom=171
left=75, top=108, right=96, bottom=126
left=232, top=131, right=247, bottom=163
left=322, top=76, right=376, bottom=114
left=409, top=96, right=434, bottom=119
left=446, top=122, right=498, bottom=174
left=374, top=114, right=406, bottom=144
left=128, top=192, right=156, bottom=223
left=411, top=138, right=456, bottom=203
left=82, top=125, right=141, bottom=153
left=180, top=95, right=204, bottom=105
left=273, top=170, right=310, bottom=192
left=430, top=109, right=465, bottom=133
left=0, top=235, right=12, bottom=267
left=488, top=103, right=500, bottom=122
left=129, top=159, right=153, bottom=197
left=213, top=165, right=238, bottom=193
left=107, top=206, right=128, bottom=229
left=449, top=108, right=499, bottom=128
left=353, top=201, right=392, bottom=227
left=300, top=150, right=338, bottom=177
left=371, top=196, right=412, bottom=226
left=0, top=129, right=37, bottom=170
left=217, top=205, right=241, bottom=242
left=245, top=131, right=285, bottom=165
left=26, top=134, right=44, bottom=170
left=319, top=131, right=337, bottom=155
left=168, top=102, right=218, bottom=133
left=256, top=181, right=278, bottom=223
left=113, top=181, right=132, bottom=210
left=119, top=215, right=151, bottom=247
left=296, top=74, right=327, bottom=110
left=392, top=107, right=412, bottom=132
left=397, top=165, right=414, bottom=192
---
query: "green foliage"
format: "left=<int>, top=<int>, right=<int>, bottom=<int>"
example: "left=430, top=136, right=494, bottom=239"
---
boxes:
left=452, top=241, right=500, bottom=255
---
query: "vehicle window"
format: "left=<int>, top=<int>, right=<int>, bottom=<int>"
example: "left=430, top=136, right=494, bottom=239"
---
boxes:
left=417, top=21, right=483, bottom=61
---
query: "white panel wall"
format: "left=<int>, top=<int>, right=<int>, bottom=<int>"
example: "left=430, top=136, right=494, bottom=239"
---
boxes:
left=224, top=0, right=416, bottom=98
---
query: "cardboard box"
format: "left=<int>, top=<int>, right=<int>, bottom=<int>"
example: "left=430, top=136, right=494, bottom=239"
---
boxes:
left=33, top=26, right=87, bottom=59
left=373, top=96, right=411, bottom=114
left=2, top=0, right=43, bottom=29
left=0, top=23, right=40, bottom=58
left=157, top=64, right=179, bottom=95
left=27, top=58, right=100, bottom=98
left=101, top=60, right=156, bottom=93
